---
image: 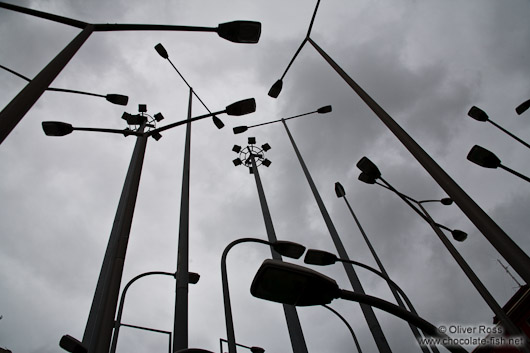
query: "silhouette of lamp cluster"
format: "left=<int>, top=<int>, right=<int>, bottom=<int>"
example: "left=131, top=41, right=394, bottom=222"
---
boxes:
left=232, top=137, right=272, bottom=173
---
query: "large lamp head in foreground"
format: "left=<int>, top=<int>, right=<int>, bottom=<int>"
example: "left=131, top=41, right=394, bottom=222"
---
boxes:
left=42, top=121, right=74, bottom=136
left=268, top=79, right=283, bottom=98
left=356, top=157, right=381, bottom=179
left=225, top=98, right=256, bottom=116
left=250, top=259, right=340, bottom=306
left=451, top=230, right=468, bottom=242
left=467, top=145, right=501, bottom=169
left=217, top=21, right=261, bottom=43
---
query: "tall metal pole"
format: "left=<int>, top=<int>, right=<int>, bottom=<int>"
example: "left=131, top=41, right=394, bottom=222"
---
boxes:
left=281, top=119, right=392, bottom=353
left=173, top=88, right=193, bottom=352
left=341, top=195, right=436, bottom=353
left=307, top=37, right=530, bottom=285
left=82, top=123, right=148, bottom=353
left=249, top=155, right=309, bottom=353
left=0, top=24, right=94, bottom=144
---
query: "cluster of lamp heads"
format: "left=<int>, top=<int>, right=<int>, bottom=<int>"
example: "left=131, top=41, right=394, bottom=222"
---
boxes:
left=232, top=137, right=272, bottom=173
left=121, top=104, right=165, bottom=140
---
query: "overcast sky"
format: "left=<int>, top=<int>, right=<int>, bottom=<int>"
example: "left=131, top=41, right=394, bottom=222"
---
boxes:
left=1, top=0, right=529, bottom=352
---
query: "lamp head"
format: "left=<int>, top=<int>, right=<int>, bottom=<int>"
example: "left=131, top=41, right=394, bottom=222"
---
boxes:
left=467, top=145, right=501, bottom=169
left=250, top=347, right=265, bottom=353
left=271, top=240, right=306, bottom=259
left=217, top=21, right=261, bottom=43
left=268, top=79, right=283, bottom=98
left=232, top=158, right=242, bottom=166
left=122, top=112, right=147, bottom=125
left=358, top=172, right=377, bottom=184
left=467, top=106, right=489, bottom=122
left=59, top=335, right=87, bottom=353
left=250, top=259, right=340, bottom=306
left=261, top=143, right=271, bottom=151
left=154, top=112, right=165, bottom=122
left=212, top=116, right=225, bottom=129
left=154, top=43, right=169, bottom=59
left=225, top=98, right=256, bottom=116
left=516, top=99, right=530, bottom=115
left=105, top=94, right=129, bottom=106
left=262, top=159, right=272, bottom=167
left=451, top=230, right=468, bottom=242
left=248, top=136, right=256, bottom=145
left=440, top=198, right=453, bottom=205
left=304, top=249, right=338, bottom=266
left=356, top=157, right=381, bottom=179
left=151, top=131, right=163, bottom=141
left=42, top=121, right=74, bottom=136
left=334, top=182, right=346, bottom=198
left=232, top=145, right=242, bottom=153
left=317, top=105, right=332, bottom=114
left=233, top=126, right=248, bottom=134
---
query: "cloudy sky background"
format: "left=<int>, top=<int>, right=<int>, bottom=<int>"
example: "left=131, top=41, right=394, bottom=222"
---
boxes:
left=1, top=0, right=529, bottom=352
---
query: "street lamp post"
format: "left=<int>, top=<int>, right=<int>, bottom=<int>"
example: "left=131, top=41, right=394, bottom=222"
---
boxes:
left=334, top=182, right=436, bottom=353
left=321, top=305, right=363, bottom=353
left=356, top=157, right=530, bottom=352
left=250, top=259, right=468, bottom=353
left=234, top=108, right=392, bottom=352
left=221, top=238, right=305, bottom=353
left=232, top=141, right=308, bottom=353
left=109, top=270, right=200, bottom=353
left=266, top=0, right=530, bottom=286
left=0, top=1, right=261, bottom=145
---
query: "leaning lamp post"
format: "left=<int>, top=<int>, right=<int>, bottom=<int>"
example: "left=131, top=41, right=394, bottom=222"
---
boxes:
left=0, top=1, right=261, bottom=145
left=266, top=0, right=530, bottom=285
left=251, top=259, right=468, bottom=353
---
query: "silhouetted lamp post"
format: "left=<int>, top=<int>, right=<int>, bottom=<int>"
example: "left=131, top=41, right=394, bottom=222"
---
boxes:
left=0, top=64, right=128, bottom=106
left=232, top=140, right=308, bottom=353
left=221, top=238, right=305, bottom=353
left=467, top=106, right=530, bottom=150
left=334, top=182, right=435, bottom=353
left=237, top=107, right=392, bottom=352
left=250, top=259, right=468, bottom=353
left=109, top=270, right=200, bottom=353
left=467, top=145, right=530, bottom=183
left=153, top=44, right=256, bottom=352
left=0, top=1, right=261, bottom=145
left=266, top=0, right=530, bottom=286
left=356, top=157, right=530, bottom=351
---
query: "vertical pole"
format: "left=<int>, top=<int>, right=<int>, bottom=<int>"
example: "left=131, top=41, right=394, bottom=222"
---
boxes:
left=342, top=196, right=435, bottom=353
left=0, top=24, right=94, bottom=145
left=83, top=123, right=148, bottom=353
left=173, top=87, right=193, bottom=352
left=249, top=155, right=309, bottom=353
left=307, top=37, right=530, bottom=285
left=281, top=119, right=392, bottom=353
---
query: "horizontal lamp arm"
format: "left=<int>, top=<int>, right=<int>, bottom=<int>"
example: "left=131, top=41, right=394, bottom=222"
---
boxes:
left=246, top=110, right=319, bottom=130
left=0, top=1, right=88, bottom=28
left=94, top=23, right=215, bottom=32
left=148, top=110, right=224, bottom=136
left=73, top=127, right=143, bottom=136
